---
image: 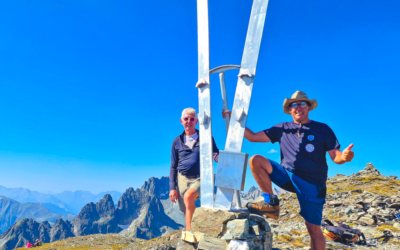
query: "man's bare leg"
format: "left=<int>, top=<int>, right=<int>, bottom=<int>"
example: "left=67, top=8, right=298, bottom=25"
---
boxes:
left=248, top=155, right=280, bottom=220
left=306, top=221, right=326, bottom=250
left=249, top=155, right=274, bottom=194
left=183, top=189, right=199, bottom=230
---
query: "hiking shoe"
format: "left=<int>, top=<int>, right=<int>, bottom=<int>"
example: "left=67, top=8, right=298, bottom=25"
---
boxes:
left=246, top=198, right=280, bottom=220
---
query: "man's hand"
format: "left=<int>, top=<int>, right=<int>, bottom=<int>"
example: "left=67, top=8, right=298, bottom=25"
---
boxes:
left=341, top=143, right=354, bottom=162
left=169, top=190, right=178, bottom=203
left=222, top=109, right=231, bottom=119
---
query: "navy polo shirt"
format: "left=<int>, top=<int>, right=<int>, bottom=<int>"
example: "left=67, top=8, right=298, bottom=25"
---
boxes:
left=169, top=130, right=219, bottom=190
left=264, top=121, right=340, bottom=187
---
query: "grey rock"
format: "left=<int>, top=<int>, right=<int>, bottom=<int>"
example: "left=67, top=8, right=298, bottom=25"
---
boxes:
left=197, top=236, right=227, bottom=250
left=249, top=214, right=271, bottom=232
left=192, top=208, right=237, bottom=237
left=222, top=219, right=249, bottom=239
left=176, top=239, right=197, bottom=250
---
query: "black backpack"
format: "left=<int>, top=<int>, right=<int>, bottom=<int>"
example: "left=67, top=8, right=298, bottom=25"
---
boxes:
left=321, top=219, right=366, bottom=245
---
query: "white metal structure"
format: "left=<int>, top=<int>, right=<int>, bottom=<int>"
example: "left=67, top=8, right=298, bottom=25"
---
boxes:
left=196, top=0, right=270, bottom=210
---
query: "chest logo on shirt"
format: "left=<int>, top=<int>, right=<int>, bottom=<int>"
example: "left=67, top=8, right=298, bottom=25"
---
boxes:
left=305, top=144, right=315, bottom=152
left=308, top=135, right=314, bottom=141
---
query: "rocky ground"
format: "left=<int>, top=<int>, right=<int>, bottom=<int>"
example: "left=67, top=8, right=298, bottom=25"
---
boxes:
left=15, top=163, right=400, bottom=250
left=269, top=163, right=400, bottom=249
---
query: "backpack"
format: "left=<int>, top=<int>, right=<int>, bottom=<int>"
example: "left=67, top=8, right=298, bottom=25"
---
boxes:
left=321, top=219, right=366, bottom=245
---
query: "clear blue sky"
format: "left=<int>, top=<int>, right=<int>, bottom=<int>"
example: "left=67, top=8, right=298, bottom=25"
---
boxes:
left=0, top=0, right=399, bottom=194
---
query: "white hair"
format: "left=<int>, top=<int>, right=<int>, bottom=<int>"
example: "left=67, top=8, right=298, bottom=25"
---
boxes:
left=181, top=108, right=198, bottom=119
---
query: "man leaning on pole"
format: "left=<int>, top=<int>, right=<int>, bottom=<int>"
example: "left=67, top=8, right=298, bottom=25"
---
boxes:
left=223, top=91, right=354, bottom=250
left=169, top=108, right=219, bottom=231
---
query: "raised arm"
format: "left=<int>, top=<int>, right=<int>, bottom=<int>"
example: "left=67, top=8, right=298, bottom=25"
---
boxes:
left=222, top=109, right=271, bottom=143
left=328, top=143, right=354, bottom=164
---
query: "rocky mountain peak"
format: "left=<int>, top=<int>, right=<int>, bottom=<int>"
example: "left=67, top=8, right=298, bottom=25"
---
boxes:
left=96, top=194, right=115, bottom=217
left=0, top=218, right=46, bottom=250
left=50, top=218, right=74, bottom=242
left=140, top=176, right=169, bottom=198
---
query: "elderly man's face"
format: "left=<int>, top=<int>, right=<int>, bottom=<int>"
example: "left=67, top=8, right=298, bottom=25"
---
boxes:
left=180, top=112, right=198, bottom=134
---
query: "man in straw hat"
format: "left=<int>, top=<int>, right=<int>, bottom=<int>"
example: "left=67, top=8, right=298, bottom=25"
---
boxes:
left=222, top=91, right=354, bottom=250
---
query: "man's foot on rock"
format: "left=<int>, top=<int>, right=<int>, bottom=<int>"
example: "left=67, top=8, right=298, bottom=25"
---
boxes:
left=246, top=201, right=280, bottom=220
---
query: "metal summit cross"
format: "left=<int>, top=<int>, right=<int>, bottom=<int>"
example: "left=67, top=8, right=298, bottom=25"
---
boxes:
left=195, top=0, right=270, bottom=210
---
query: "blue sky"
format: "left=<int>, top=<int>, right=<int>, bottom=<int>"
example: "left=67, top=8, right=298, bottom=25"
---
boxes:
left=0, top=0, right=399, bottom=194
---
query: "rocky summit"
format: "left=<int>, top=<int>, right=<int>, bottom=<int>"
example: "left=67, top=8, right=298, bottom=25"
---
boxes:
left=270, top=163, right=400, bottom=249
left=8, top=163, right=400, bottom=249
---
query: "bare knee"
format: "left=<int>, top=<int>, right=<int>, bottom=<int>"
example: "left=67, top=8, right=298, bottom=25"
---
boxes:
left=250, top=155, right=264, bottom=169
left=183, top=190, right=198, bottom=207
left=249, top=155, right=271, bottom=173
left=306, top=222, right=323, bottom=238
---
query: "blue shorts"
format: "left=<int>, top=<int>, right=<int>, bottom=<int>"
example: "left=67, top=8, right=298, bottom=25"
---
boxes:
left=269, top=160, right=326, bottom=226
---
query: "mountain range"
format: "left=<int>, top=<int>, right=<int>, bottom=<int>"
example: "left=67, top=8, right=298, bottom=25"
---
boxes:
left=0, top=176, right=265, bottom=250
left=0, top=196, right=74, bottom=234
left=0, top=186, right=122, bottom=215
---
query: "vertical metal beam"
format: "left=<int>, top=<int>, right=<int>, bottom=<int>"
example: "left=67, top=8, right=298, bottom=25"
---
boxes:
left=214, top=0, right=269, bottom=210
left=196, top=0, right=214, bottom=209
left=225, top=0, right=269, bottom=152
left=219, top=72, right=242, bottom=209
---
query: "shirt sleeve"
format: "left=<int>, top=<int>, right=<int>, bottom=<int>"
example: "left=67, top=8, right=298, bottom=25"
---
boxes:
left=324, top=125, right=341, bottom=151
left=211, top=136, right=220, bottom=163
left=263, top=123, right=283, bottom=144
left=169, top=139, right=179, bottom=190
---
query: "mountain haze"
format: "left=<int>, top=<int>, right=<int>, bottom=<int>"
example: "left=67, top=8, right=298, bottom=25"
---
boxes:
left=0, top=196, right=74, bottom=234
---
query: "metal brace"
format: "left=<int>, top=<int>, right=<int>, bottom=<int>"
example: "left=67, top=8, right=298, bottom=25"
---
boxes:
left=238, top=68, right=254, bottom=78
left=195, top=78, right=209, bottom=88
left=235, top=108, right=245, bottom=122
left=199, top=111, right=209, bottom=125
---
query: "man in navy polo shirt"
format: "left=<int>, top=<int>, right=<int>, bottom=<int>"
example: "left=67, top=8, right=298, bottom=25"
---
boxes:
left=223, top=91, right=354, bottom=250
left=169, top=107, right=219, bottom=230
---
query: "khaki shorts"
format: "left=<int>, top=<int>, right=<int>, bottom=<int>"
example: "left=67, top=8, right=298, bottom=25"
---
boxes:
left=177, top=172, right=200, bottom=213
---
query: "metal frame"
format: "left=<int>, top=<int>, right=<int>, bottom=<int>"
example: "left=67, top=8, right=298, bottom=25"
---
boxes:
left=196, top=0, right=214, bottom=209
left=196, top=0, right=270, bottom=210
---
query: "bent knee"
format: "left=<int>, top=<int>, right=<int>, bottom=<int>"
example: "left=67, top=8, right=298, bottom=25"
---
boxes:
left=183, top=191, right=198, bottom=204
left=249, top=155, right=269, bottom=169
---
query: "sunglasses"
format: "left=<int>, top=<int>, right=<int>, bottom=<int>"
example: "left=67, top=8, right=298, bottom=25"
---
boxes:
left=290, top=102, right=309, bottom=109
left=183, top=117, right=196, bottom=122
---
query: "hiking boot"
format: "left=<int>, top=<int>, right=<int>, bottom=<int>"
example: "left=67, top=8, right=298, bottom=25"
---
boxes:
left=246, top=196, right=280, bottom=220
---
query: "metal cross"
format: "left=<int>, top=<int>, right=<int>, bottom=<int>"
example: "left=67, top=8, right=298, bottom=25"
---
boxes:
left=196, top=0, right=270, bottom=210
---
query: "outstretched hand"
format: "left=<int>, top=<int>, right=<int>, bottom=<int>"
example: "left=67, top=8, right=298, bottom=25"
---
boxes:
left=341, top=143, right=354, bottom=162
left=222, top=109, right=232, bottom=119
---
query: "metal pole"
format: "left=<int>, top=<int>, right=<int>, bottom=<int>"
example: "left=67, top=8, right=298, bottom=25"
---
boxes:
left=219, top=72, right=242, bottom=209
left=219, top=72, right=230, bottom=133
left=214, top=0, right=270, bottom=210
left=196, top=0, right=214, bottom=209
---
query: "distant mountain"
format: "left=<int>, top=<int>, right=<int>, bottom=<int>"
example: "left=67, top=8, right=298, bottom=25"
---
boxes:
left=71, top=194, right=121, bottom=236
left=0, top=186, right=122, bottom=215
left=0, top=218, right=45, bottom=250
left=0, top=196, right=74, bottom=234
left=54, top=190, right=123, bottom=215
left=0, top=217, right=75, bottom=250
left=121, top=196, right=181, bottom=239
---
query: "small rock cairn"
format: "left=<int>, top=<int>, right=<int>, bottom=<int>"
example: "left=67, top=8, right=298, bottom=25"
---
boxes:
left=177, top=207, right=272, bottom=250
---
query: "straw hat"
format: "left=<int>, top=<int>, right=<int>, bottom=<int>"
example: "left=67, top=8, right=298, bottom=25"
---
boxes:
left=283, top=91, right=318, bottom=114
